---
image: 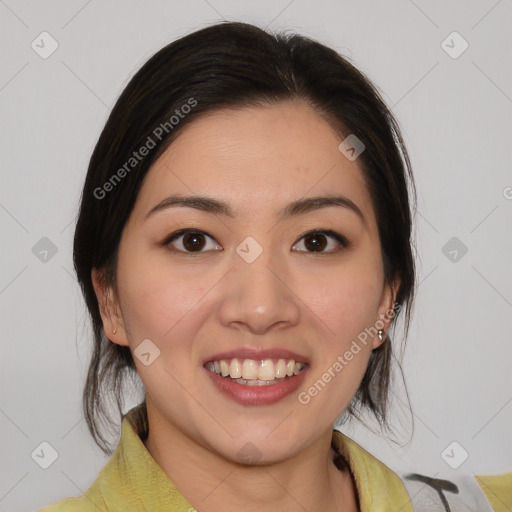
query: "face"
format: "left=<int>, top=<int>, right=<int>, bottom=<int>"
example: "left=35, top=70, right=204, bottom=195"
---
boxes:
left=93, top=100, right=398, bottom=464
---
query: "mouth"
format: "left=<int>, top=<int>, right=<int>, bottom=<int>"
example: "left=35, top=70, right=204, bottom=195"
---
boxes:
left=204, top=357, right=308, bottom=386
left=202, top=350, right=310, bottom=405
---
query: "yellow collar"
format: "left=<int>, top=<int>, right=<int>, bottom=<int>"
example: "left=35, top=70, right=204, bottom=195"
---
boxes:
left=331, top=429, right=414, bottom=511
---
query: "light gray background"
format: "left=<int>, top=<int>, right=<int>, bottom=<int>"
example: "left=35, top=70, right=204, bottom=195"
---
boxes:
left=1, top=1, right=511, bottom=511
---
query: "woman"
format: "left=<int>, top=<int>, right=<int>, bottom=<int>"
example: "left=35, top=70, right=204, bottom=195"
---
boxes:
left=39, top=21, right=509, bottom=512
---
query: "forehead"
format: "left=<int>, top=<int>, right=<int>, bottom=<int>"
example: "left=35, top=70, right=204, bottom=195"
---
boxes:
left=134, top=100, right=376, bottom=227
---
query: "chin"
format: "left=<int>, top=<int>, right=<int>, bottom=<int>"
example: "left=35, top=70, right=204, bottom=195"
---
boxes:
left=211, top=435, right=300, bottom=467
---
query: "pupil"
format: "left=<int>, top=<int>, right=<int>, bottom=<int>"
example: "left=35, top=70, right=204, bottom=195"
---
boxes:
left=184, top=233, right=205, bottom=251
left=305, top=234, right=326, bottom=252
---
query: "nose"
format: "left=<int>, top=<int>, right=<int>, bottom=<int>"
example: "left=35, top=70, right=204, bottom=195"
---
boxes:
left=218, top=246, right=301, bottom=335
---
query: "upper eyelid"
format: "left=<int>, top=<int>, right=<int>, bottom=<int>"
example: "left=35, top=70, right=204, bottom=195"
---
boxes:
left=163, top=228, right=218, bottom=247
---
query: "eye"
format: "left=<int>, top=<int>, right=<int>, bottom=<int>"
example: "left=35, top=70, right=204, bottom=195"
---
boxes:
left=161, top=228, right=349, bottom=255
left=292, top=229, right=350, bottom=253
left=162, top=229, right=222, bottom=254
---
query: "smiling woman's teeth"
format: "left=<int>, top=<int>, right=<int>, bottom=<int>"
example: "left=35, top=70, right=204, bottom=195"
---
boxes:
left=205, top=358, right=306, bottom=386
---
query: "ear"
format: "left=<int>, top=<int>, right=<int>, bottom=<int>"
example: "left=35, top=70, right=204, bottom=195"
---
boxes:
left=372, top=276, right=401, bottom=350
left=91, top=267, right=129, bottom=347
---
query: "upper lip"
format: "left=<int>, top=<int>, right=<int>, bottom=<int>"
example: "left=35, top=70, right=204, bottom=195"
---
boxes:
left=203, top=347, right=310, bottom=366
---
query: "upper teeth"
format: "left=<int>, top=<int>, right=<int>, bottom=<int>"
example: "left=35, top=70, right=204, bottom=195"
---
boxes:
left=205, top=358, right=306, bottom=380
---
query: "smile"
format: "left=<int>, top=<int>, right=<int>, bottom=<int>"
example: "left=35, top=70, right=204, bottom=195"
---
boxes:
left=204, top=358, right=307, bottom=385
left=204, top=357, right=309, bottom=405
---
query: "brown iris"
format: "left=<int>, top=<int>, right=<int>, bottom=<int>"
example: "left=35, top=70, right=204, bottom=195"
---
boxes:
left=303, top=233, right=328, bottom=252
left=182, top=232, right=206, bottom=251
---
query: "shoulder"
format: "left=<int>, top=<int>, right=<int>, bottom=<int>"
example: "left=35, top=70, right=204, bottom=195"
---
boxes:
left=473, top=472, right=512, bottom=512
left=35, top=440, right=118, bottom=511
left=36, top=494, right=106, bottom=512
left=333, top=430, right=512, bottom=512
left=35, top=450, right=121, bottom=512
left=36, top=406, right=165, bottom=511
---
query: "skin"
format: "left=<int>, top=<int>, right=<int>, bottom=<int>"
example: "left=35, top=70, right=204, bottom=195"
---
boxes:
left=92, top=99, right=399, bottom=512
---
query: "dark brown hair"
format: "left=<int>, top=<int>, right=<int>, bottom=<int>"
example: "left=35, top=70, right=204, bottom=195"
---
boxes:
left=74, top=21, right=417, bottom=455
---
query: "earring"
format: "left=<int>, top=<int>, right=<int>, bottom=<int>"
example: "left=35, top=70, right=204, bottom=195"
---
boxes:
left=377, top=329, right=385, bottom=342
left=112, top=327, right=117, bottom=334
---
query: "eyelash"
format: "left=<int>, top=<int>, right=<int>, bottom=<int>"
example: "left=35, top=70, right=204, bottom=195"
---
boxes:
left=160, top=228, right=351, bottom=255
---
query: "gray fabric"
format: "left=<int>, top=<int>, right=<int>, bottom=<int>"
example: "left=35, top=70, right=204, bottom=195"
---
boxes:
left=399, top=471, right=494, bottom=512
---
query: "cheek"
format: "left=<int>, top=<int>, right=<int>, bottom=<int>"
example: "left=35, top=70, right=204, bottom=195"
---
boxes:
left=116, top=244, right=210, bottom=343
left=296, top=260, right=383, bottom=343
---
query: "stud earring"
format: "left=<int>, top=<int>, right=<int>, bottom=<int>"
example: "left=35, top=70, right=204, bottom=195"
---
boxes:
left=377, top=329, right=385, bottom=342
left=112, top=327, right=117, bottom=334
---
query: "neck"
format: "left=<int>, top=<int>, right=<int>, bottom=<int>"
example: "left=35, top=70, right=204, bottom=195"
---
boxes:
left=143, top=406, right=359, bottom=512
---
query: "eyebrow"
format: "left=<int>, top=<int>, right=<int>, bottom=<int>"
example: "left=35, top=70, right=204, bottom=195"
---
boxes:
left=145, top=194, right=367, bottom=227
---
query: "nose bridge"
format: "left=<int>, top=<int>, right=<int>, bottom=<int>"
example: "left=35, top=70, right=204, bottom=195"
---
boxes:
left=218, top=236, right=300, bottom=332
left=234, top=238, right=281, bottom=304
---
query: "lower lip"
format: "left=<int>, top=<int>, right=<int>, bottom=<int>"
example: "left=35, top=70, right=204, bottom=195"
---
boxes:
left=204, top=367, right=309, bottom=406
